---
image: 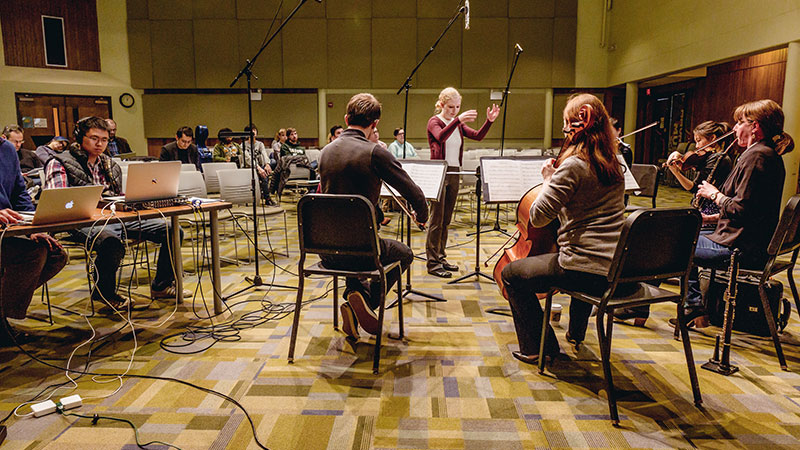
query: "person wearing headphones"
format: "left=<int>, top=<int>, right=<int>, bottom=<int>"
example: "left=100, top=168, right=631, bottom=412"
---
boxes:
left=43, top=117, right=190, bottom=309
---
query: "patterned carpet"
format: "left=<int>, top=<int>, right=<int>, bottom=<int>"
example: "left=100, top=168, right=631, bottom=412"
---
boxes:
left=3, top=186, right=800, bottom=449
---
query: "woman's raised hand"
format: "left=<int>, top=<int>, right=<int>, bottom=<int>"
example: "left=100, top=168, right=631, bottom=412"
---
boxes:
left=487, top=104, right=500, bottom=122
left=458, top=110, right=478, bottom=123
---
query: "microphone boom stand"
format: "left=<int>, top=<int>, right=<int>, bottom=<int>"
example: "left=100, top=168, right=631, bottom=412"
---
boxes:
left=467, top=45, right=523, bottom=238
left=393, top=2, right=466, bottom=304
left=224, top=0, right=314, bottom=301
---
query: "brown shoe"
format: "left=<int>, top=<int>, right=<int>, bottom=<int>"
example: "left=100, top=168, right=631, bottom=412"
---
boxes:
left=347, top=290, right=380, bottom=335
left=340, top=303, right=359, bottom=340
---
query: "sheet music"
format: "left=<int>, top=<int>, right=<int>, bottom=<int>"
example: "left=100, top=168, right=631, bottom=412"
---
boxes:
left=481, top=157, right=546, bottom=203
left=380, top=160, right=446, bottom=200
left=617, top=154, right=640, bottom=191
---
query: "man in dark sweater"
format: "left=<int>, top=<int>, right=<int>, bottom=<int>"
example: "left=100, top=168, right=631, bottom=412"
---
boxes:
left=0, top=137, right=67, bottom=346
left=104, top=119, right=132, bottom=156
left=2, top=124, right=41, bottom=173
left=319, top=93, right=428, bottom=339
left=159, top=126, right=199, bottom=168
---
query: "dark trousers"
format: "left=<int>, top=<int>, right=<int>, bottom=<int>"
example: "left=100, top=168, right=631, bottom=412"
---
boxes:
left=426, top=168, right=460, bottom=271
left=1, top=237, right=68, bottom=319
left=501, top=253, right=610, bottom=356
left=320, top=238, right=413, bottom=310
left=67, top=218, right=182, bottom=298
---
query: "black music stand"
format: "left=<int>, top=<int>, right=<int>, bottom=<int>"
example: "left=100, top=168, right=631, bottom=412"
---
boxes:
left=224, top=0, right=318, bottom=301
left=449, top=167, right=493, bottom=284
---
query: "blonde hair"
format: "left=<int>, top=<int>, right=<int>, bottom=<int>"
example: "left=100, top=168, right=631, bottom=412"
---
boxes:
left=434, top=87, right=461, bottom=114
left=734, top=99, right=794, bottom=155
left=274, top=128, right=286, bottom=141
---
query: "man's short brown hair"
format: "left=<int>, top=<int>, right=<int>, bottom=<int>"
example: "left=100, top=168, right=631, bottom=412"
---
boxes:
left=346, top=93, right=381, bottom=127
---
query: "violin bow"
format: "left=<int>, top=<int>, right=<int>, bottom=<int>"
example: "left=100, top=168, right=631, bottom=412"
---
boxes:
left=382, top=181, right=426, bottom=231
left=618, top=121, right=658, bottom=142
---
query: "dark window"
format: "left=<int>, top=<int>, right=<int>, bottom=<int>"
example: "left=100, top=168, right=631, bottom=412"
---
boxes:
left=42, top=15, right=67, bottom=67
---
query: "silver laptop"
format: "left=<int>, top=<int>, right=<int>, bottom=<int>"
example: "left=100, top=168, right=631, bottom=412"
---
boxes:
left=20, top=185, right=104, bottom=225
left=110, top=161, right=181, bottom=202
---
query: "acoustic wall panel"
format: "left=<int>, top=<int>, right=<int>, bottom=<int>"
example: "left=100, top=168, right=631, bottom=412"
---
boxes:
left=325, top=0, right=372, bottom=19
left=282, top=0, right=325, bottom=19
left=416, top=19, right=462, bottom=88
left=127, top=0, right=149, bottom=20
left=127, top=20, right=153, bottom=89
left=508, top=0, right=555, bottom=18
left=462, top=18, right=508, bottom=88
left=373, top=0, right=417, bottom=18
left=472, top=1, right=508, bottom=18
left=235, top=0, right=284, bottom=19
left=552, top=17, right=576, bottom=87
left=237, top=20, right=283, bottom=88
left=327, top=19, right=372, bottom=88
left=192, top=0, right=235, bottom=19
left=508, top=18, right=553, bottom=87
left=417, top=1, right=460, bottom=19
left=193, top=19, right=240, bottom=88
left=282, top=19, right=327, bottom=87
left=371, top=18, right=417, bottom=89
left=148, top=0, right=192, bottom=19
left=150, top=20, right=195, bottom=88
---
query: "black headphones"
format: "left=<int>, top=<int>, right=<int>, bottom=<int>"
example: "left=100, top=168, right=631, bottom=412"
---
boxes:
left=73, top=116, right=92, bottom=143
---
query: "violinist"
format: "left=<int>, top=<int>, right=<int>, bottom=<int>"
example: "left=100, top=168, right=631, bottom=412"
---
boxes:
left=665, top=121, right=734, bottom=216
left=318, top=93, right=428, bottom=340
left=500, top=93, right=627, bottom=364
left=611, top=118, right=632, bottom=168
left=668, top=99, right=793, bottom=329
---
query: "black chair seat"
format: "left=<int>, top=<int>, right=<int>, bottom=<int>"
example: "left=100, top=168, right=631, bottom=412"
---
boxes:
left=304, top=260, right=401, bottom=280
left=564, top=283, right=681, bottom=311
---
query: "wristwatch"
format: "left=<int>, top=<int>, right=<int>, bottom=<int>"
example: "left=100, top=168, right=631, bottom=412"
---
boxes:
left=710, top=191, right=719, bottom=202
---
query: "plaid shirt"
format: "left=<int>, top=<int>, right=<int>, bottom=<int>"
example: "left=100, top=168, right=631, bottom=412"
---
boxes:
left=44, top=158, right=108, bottom=190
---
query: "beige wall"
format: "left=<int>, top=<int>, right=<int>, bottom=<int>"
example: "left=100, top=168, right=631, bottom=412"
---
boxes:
left=601, top=0, right=800, bottom=86
left=0, top=2, right=146, bottom=154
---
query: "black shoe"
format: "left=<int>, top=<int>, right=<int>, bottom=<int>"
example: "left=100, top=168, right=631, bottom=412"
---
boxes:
left=265, top=198, right=278, bottom=207
left=441, top=261, right=459, bottom=272
left=93, top=293, right=134, bottom=311
left=428, top=268, right=452, bottom=278
left=613, top=308, right=649, bottom=327
left=0, top=320, right=34, bottom=347
left=512, top=350, right=562, bottom=366
left=565, top=331, right=582, bottom=349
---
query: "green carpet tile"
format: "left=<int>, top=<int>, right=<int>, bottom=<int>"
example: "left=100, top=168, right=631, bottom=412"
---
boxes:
left=3, top=186, right=800, bottom=449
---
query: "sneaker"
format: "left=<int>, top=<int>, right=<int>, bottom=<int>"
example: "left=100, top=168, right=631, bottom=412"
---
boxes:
left=346, top=290, right=380, bottom=335
left=151, top=284, right=193, bottom=300
left=340, top=303, right=359, bottom=340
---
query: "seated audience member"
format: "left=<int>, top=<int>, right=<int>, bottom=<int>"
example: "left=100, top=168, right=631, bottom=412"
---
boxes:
left=35, top=136, right=69, bottom=165
left=104, top=119, right=132, bottom=156
left=270, top=128, right=286, bottom=167
left=271, top=128, right=316, bottom=196
left=2, top=125, right=41, bottom=172
left=328, top=125, right=343, bottom=144
left=159, top=126, right=198, bottom=167
left=369, top=127, right=388, bottom=150
left=241, top=124, right=277, bottom=206
left=388, top=128, right=417, bottom=159
left=213, top=128, right=241, bottom=166
left=43, top=117, right=189, bottom=308
left=611, top=118, right=632, bottom=168
left=0, top=136, right=67, bottom=346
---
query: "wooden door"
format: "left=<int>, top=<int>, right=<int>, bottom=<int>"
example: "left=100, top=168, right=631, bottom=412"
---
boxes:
left=15, top=93, right=111, bottom=148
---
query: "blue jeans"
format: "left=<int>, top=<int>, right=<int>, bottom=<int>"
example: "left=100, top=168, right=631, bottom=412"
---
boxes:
left=68, top=218, right=183, bottom=297
left=687, top=231, right=733, bottom=310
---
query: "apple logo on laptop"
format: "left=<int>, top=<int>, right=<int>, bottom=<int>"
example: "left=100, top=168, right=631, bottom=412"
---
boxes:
left=65, top=200, right=74, bottom=209
left=151, top=178, right=158, bottom=184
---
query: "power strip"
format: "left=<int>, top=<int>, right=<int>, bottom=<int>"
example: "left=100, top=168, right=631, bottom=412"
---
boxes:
left=30, top=395, right=83, bottom=418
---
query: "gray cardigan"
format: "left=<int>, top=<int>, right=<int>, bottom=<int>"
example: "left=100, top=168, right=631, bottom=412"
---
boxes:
left=530, top=155, right=625, bottom=276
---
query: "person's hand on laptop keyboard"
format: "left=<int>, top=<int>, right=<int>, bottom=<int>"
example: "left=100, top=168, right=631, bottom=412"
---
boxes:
left=0, top=208, right=23, bottom=225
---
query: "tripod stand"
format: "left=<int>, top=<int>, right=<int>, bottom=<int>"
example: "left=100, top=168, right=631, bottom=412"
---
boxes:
left=223, top=0, right=316, bottom=301
left=468, top=43, right=524, bottom=239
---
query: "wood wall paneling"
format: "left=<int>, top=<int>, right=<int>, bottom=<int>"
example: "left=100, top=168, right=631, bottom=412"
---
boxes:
left=193, top=19, right=240, bottom=88
left=509, top=19, right=553, bottom=87
left=416, top=19, right=462, bottom=88
left=237, top=20, right=283, bottom=88
left=282, top=19, right=327, bottom=87
left=372, top=0, right=416, bottom=18
left=327, top=19, right=372, bottom=88
left=66, top=1, right=101, bottom=71
left=148, top=0, right=192, bottom=19
left=192, top=0, right=235, bottom=19
left=235, top=0, right=284, bottom=20
left=127, top=20, right=154, bottom=89
left=371, top=18, right=417, bottom=89
left=462, top=18, right=508, bottom=88
left=150, top=20, right=196, bottom=88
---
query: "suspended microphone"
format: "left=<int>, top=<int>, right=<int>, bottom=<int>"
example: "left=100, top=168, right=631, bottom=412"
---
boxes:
left=464, top=0, right=470, bottom=30
left=515, top=43, right=523, bottom=53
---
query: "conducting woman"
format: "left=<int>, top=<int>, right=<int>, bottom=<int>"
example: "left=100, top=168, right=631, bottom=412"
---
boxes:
left=426, top=87, right=499, bottom=278
left=500, top=93, right=627, bottom=364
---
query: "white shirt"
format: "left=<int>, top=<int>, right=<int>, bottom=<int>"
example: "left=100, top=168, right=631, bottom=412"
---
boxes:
left=439, top=114, right=462, bottom=167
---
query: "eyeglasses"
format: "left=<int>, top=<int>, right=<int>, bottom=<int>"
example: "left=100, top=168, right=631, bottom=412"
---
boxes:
left=86, top=135, right=109, bottom=144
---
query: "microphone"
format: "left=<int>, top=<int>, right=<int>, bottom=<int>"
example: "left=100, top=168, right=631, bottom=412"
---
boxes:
left=515, top=43, right=523, bottom=53
left=464, top=0, right=470, bottom=30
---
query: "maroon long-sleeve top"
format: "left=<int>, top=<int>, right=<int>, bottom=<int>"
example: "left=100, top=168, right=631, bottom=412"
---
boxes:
left=426, top=115, right=493, bottom=166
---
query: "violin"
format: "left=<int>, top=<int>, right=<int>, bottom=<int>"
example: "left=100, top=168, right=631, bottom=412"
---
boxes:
left=665, top=129, right=735, bottom=171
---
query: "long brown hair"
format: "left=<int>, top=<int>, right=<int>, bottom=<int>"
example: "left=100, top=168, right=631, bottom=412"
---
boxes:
left=734, top=99, right=795, bottom=155
left=693, top=121, right=730, bottom=150
left=556, top=93, right=623, bottom=186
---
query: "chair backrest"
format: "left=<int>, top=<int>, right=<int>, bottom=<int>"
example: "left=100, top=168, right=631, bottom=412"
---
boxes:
left=288, top=163, right=311, bottom=181
left=218, top=169, right=258, bottom=205
left=630, top=164, right=661, bottom=204
left=178, top=171, right=207, bottom=197
left=297, top=194, right=381, bottom=262
left=768, top=195, right=800, bottom=257
left=181, top=163, right=197, bottom=172
left=305, top=149, right=321, bottom=164
left=608, top=207, right=701, bottom=287
left=201, top=162, right=237, bottom=193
